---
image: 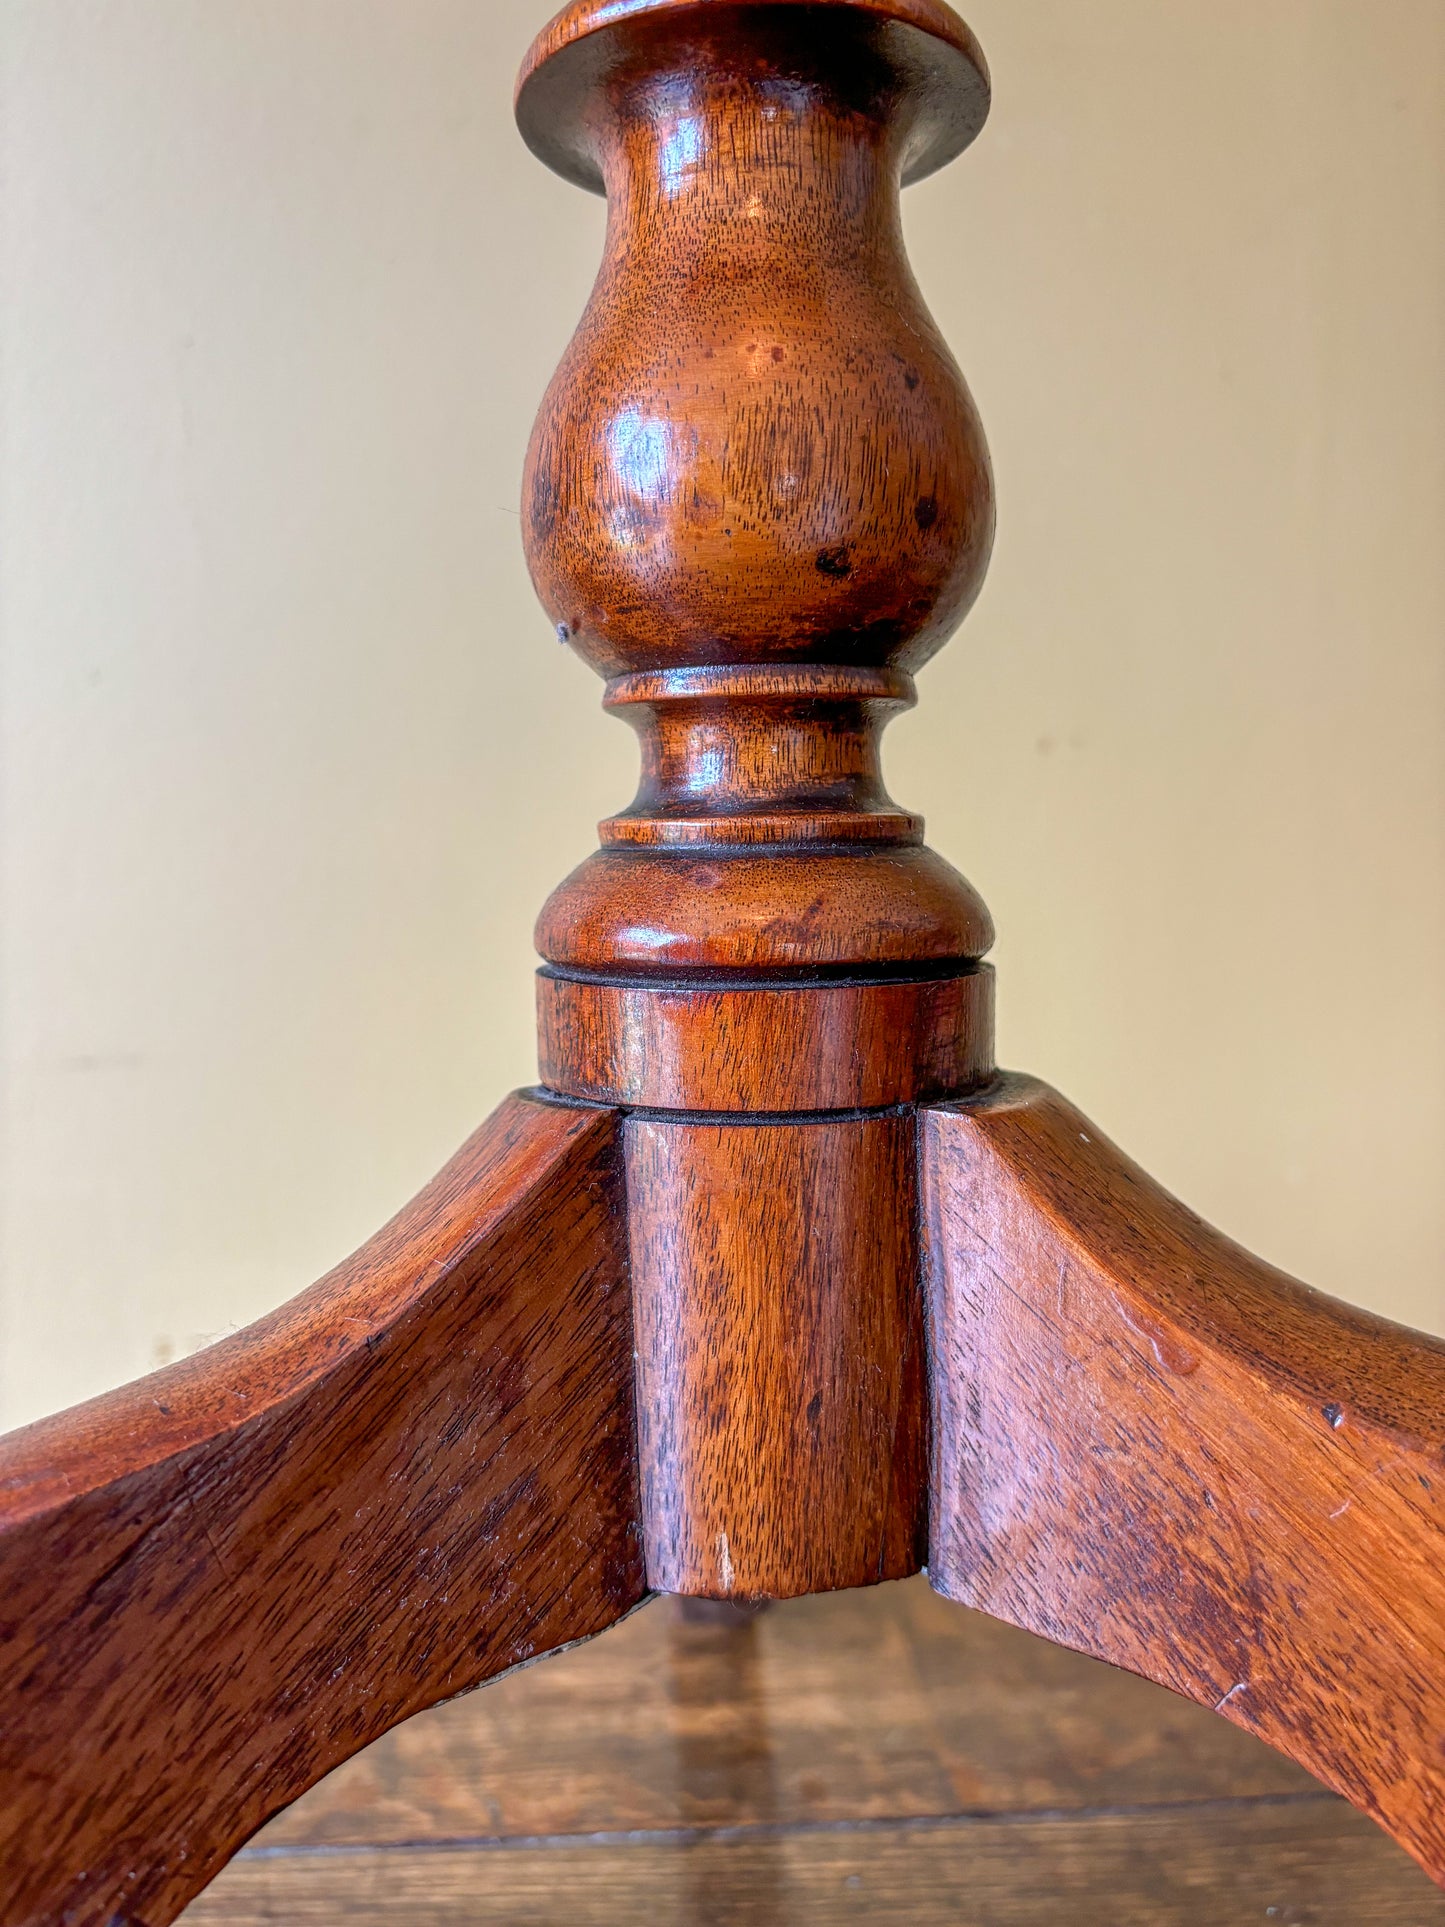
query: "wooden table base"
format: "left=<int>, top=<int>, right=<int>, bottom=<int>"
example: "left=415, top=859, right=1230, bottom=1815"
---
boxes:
left=2, top=1, right=1442, bottom=1919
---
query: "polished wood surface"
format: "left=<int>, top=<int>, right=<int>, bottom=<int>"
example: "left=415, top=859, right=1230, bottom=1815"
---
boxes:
left=0, top=1094, right=643, bottom=1927
left=628, top=1112, right=924, bottom=1596
left=535, top=843, right=993, bottom=975
left=7, top=0, right=1443, bottom=1913
left=538, top=966, right=994, bottom=1110
left=521, top=0, right=998, bottom=1601
left=185, top=1578, right=1444, bottom=1923
left=522, top=0, right=997, bottom=988
left=518, top=9, right=993, bottom=676
left=924, top=1075, right=1445, bottom=1889
left=518, top=21, right=990, bottom=1056
left=517, top=0, right=991, bottom=200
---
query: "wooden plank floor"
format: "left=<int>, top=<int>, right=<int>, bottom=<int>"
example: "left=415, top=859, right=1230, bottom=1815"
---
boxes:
left=186, top=1577, right=1443, bottom=1923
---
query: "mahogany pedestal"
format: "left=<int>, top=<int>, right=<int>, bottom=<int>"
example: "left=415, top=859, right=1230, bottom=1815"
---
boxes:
left=2, top=4, right=1442, bottom=1922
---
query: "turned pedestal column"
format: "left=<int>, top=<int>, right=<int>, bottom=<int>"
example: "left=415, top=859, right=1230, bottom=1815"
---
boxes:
left=519, top=0, right=995, bottom=1598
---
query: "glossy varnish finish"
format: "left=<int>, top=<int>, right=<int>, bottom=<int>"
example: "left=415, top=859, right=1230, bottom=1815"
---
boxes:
left=518, top=9, right=994, bottom=677
left=520, top=0, right=997, bottom=995
left=535, top=843, right=993, bottom=976
left=537, top=967, right=994, bottom=1110
left=0, top=1095, right=642, bottom=1927
left=517, top=0, right=1001, bottom=1599
left=628, top=1112, right=926, bottom=1597
left=923, top=1077, right=1445, bottom=1888
left=6, top=0, right=1445, bottom=1915
left=516, top=0, right=992, bottom=201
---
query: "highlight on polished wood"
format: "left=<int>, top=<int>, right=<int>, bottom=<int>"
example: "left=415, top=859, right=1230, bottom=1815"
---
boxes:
left=1, top=1, right=1440, bottom=1920
left=519, top=0, right=1000, bottom=1606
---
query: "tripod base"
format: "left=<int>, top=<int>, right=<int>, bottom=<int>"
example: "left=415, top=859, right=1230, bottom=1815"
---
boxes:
left=4, top=1075, right=1445, bottom=1920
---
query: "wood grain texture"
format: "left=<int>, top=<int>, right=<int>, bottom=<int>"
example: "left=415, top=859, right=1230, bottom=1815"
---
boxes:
left=521, top=3, right=992, bottom=676
left=602, top=664, right=923, bottom=849
left=923, top=1075, right=1445, bottom=1889
left=517, top=0, right=991, bottom=200
left=183, top=1807, right=1445, bottom=1926
left=535, top=845, right=992, bottom=975
left=518, top=5, right=995, bottom=1607
left=186, top=1581, right=1442, bottom=1924
left=538, top=967, right=994, bottom=1110
left=521, top=0, right=995, bottom=978
left=0, top=1093, right=643, bottom=1927
left=627, top=1112, right=925, bottom=1596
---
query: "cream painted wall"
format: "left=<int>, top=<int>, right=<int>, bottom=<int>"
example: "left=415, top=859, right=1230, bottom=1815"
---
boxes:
left=1, top=1, right=1441, bottom=1430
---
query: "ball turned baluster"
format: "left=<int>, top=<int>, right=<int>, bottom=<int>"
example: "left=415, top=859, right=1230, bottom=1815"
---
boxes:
left=517, top=0, right=997, bottom=1599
